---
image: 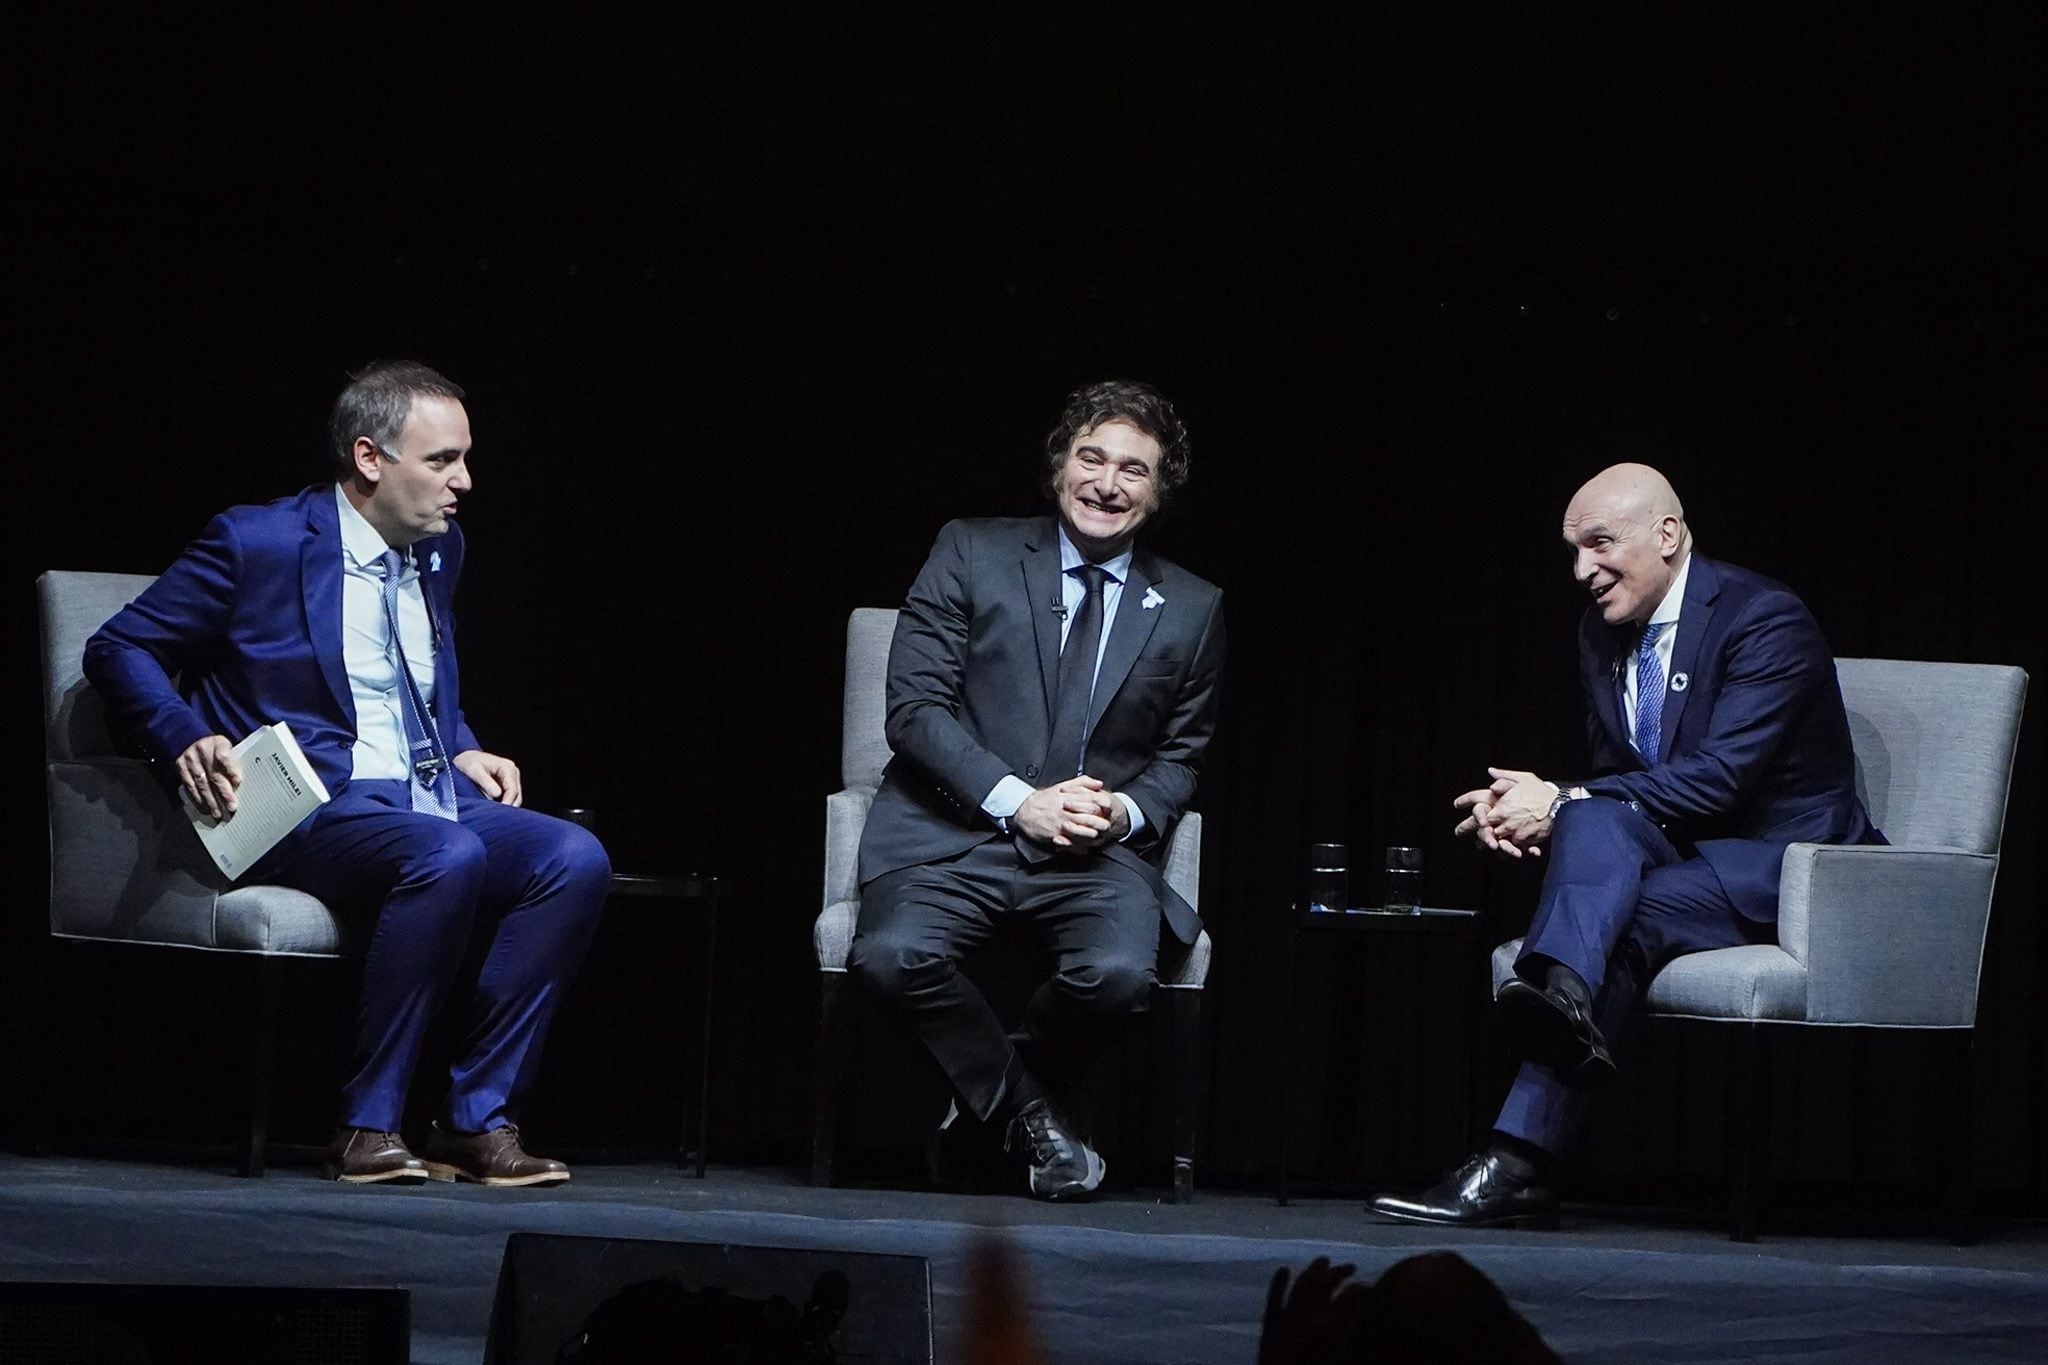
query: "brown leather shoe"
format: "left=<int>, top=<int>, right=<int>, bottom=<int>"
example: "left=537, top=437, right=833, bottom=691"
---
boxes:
left=326, top=1127, right=429, bottom=1184
left=422, top=1121, right=571, bottom=1187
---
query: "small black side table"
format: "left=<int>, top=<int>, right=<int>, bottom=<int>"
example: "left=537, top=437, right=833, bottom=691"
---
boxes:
left=1276, top=905, right=1486, bottom=1205
left=604, top=872, right=728, bottom=1177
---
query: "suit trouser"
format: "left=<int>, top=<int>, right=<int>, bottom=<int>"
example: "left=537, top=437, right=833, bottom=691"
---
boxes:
left=1494, top=796, right=1772, bottom=1157
left=849, top=839, right=1164, bottom=1124
left=252, top=774, right=611, bottom=1133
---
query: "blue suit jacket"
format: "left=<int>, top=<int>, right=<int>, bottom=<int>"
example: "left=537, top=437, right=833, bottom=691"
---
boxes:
left=856, top=517, right=1226, bottom=944
left=83, top=484, right=481, bottom=797
left=1572, top=555, right=1882, bottom=922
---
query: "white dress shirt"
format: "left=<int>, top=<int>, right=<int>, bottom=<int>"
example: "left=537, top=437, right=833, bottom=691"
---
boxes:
left=335, top=484, right=438, bottom=782
left=980, top=525, right=1147, bottom=839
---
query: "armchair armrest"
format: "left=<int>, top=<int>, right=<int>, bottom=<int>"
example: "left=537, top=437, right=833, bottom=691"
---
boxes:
left=1162, top=811, right=1201, bottom=910
left=816, top=787, right=875, bottom=972
left=1779, top=842, right=1999, bottom=1026
left=822, top=788, right=874, bottom=914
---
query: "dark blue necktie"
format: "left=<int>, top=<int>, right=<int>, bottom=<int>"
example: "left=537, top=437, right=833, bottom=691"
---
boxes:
left=376, top=549, right=459, bottom=820
left=1633, top=621, right=1669, bottom=761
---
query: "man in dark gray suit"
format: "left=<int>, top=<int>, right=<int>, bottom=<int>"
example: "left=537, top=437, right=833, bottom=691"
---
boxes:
left=850, top=379, right=1225, bottom=1200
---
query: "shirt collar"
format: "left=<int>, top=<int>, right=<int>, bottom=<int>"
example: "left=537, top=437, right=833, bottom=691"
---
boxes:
left=333, top=483, right=404, bottom=574
left=1648, top=551, right=1692, bottom=628
left=1055, top=523, right=1133, bottom=585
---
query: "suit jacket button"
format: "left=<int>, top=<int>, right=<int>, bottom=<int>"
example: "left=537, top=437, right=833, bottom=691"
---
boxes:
left=1025, top=765, right=1039, bottom=779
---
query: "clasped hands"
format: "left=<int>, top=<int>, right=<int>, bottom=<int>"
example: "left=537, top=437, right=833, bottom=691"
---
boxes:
left=1010, top=775, right=1130, bottom=851
left=1452, top=766, right=1555, bottom=860
left=175, top=736, right=523, bottom=820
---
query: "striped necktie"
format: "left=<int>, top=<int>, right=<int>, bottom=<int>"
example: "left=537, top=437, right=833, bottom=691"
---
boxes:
left=1633, top=621, right=1669, bottom=761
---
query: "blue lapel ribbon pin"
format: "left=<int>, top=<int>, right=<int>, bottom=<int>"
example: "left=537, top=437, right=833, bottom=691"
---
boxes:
left=1670, top=672, right=1689, bottom=692
left=428, top=550, right=442, bottom=573
left=1141, top=587, right=1164, bottom=610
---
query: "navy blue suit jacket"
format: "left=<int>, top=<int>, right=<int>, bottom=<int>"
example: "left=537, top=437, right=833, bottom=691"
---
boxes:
left=1572, top=555, right=1882, bottom=922
left=856, top=517, right=1226, bottom=944
left=83, top=484, right=481, bottom=798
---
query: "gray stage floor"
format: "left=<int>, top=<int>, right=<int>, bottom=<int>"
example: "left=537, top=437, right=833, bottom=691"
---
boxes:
left=3, top=1151, right=2046, bottom=1361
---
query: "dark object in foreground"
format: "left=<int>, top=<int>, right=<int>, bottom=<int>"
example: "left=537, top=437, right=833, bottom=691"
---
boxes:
left=1258, top=1252, right=1557, bottom=1363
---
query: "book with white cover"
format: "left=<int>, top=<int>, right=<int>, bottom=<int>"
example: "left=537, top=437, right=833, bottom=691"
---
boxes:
left=182, top=722, right=332, bottom=880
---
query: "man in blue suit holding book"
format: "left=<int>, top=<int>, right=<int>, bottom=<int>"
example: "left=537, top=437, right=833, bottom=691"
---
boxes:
left=86, top=361, right=609, bottom=1186
left=1372, top=463, right=1882, bottom=1228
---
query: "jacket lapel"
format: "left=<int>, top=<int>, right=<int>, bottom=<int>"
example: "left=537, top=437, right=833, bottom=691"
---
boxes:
left=1087, top=549, right=1165, bottom=734
left=301, top=487, right=353, bottom=725
left=1591, top=630, right=1630, bottom=758
left=413, top=537, right=456, bottom=724
left=1657, top=555, right=1719, bottom=760
left=1021, top=520, right=1064, bottom=721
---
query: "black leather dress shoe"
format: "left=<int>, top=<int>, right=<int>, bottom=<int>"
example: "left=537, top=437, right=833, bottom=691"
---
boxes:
left=1369, top=1153, right=1560, bottom=1229
left=1006, top=1100, right=1106, bottom=1201
left=326, top=1127, right=428, bottom=1185
left=1497, top=977, right=1616, bottom=1088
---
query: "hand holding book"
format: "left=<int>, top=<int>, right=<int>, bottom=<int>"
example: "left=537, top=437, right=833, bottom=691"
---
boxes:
left=180, top=722, right=332, bottom=880
left=176, top=734, right=243, bottom=821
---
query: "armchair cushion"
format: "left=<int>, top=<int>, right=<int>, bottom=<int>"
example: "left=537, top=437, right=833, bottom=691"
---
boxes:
left=1491, top=936, right=1807, bottom=1022
left=1645, top=945, right=1806, bottom=1021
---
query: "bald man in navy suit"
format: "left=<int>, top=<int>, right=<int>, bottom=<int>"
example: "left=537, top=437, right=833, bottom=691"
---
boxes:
left=1373, top=464, right=1882, bottom=1229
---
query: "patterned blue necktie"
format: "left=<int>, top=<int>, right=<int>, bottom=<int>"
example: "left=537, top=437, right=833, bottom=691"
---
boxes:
left=376, top=549, right=459, bottom=820
left=1633, top=620, right=1669, bottom=761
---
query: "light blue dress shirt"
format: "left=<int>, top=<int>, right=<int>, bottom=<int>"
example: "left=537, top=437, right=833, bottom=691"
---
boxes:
left=335, top=485, right=437, bottom=782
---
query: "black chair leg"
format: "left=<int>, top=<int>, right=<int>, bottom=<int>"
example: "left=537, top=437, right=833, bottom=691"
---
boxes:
left=684, top=887, right=720, bottom=1178
left=1728, top=1022, right=1771, bottom=1242
left=811, top=972, right=853, bottom=1187
left=1115, top=1006, right=1145, bottom=1189
left=1168, top=986, right=1200, bottom=1204
left=1944, top=1029, right=1977, bottom=1247
left=238, top=956, right=285, bottom=1178
left=31, top=936, right=73, bottom=1158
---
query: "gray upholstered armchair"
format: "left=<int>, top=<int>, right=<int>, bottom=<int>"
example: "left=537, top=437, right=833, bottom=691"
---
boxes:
left=812, top=608, right=1212, bottom=1201
left=1491, top=657, right=2028, bottom=1240
left=38, top=570, right=359, bottom=1175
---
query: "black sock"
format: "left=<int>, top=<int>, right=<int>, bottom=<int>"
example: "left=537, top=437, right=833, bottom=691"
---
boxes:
left=1542, top=962, right=1593, bottom=1011
left=996, top=1061, right=1050, bottom=1127
left=1487, top=1132, right=1559, bottom=1184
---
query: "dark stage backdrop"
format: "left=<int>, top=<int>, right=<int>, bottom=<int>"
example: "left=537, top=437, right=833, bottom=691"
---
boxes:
left=5, top=12, right=2039, bottom=1212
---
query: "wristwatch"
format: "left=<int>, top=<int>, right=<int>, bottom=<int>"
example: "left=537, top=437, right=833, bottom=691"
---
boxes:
left=1546, top=785, right=1584, bottom=821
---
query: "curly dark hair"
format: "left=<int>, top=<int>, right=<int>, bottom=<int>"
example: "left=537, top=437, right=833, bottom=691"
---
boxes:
left=1042, top=379, right=1191, bottom=506
left=328, top=360, right=466, bottom=476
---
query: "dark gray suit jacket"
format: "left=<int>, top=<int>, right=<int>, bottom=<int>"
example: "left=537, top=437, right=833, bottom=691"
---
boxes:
left=856, top=517, right=1226, bottom=943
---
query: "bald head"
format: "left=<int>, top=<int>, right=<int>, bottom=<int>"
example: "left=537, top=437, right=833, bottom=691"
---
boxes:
left=1569, top=463, right=1685, bottom=527
left=1562, top=463, right=1693, bottom=626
